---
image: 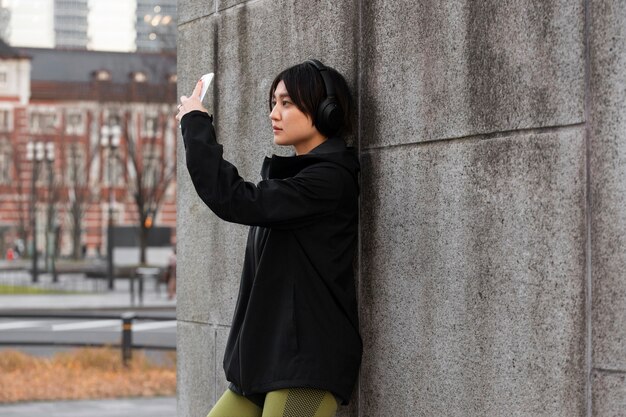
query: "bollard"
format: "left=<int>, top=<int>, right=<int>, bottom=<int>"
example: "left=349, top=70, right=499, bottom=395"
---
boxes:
left=121, top=312, right=135, bottom=367
left=130, top=271, right=135, bottom=306
left=139, top=273, right=144, bottom=306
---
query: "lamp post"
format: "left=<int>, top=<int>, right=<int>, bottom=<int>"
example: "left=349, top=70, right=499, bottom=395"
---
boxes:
left=26, top=141, right=44, bottom=283
left=101, top=124, right=121, bottom=290
left=44, top=142, right=58, bottom=283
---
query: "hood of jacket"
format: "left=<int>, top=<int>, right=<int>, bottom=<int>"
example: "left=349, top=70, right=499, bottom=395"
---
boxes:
left=260, top=136, right=360, bottom=186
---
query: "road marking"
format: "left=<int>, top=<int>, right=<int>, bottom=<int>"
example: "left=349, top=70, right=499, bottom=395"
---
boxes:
left=132, top=321, right=177, bottom=332
left=52, top=320, right=121, bottom=331
left=0, top=321, right=47, bottom=330
left=133, top=320, right=176, bottom=332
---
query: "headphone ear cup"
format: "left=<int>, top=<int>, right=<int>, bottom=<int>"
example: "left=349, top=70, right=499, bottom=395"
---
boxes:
left=317, top=98, right=343, bottom=136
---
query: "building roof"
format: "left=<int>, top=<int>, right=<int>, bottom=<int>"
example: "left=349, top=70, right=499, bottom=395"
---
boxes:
left=17, top=47, right=176, bottom=84
left=0, top=38, right=28, bottom=59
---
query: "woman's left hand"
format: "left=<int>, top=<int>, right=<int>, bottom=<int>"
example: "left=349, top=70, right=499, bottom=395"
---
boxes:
left=176, top=79, right=208, bottom=122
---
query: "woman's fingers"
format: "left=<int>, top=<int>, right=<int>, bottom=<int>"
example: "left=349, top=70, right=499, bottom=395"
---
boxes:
left=176, top=81, right=207, bottom=123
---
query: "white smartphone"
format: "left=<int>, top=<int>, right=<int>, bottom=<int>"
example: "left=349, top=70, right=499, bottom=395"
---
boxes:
left=200, top=73, right=214, bottom=102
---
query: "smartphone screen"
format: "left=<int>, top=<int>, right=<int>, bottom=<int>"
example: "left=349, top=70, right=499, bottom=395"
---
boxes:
left=200, top=73, right=214, bottom=102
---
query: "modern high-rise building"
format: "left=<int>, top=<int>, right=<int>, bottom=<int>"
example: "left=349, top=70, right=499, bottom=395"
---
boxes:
left=4, top=0, right=176, bottom=53
left=54, top=0, right=89, bottom=49
left=136, top=0, right=176, bottom=52
left=0, top=2, right=10, bottom=44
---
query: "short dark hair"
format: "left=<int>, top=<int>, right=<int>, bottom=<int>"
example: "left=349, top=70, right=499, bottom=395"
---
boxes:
left=269, top=61, right=353, bottom=137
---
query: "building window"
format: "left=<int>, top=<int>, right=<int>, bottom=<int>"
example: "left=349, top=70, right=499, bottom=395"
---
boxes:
left=30, top=109, right=59, bottom=134
left=0, top=71, right=7, bottom=87
left=95, top=70, right=111, bottom=81
left=35, top=156, right=52, bottom=186
left=142, top=150, right=160, bottom=189
left=0, top=109, right=11, bottom=132
left=65, top=111, right=85, bottom=135
left=133, top=72, right=148, bottom=83
left=143, top=114, right=159, bottom=138
left=65, top=144, right=85, bottom=186
left=0, top=139, right=12, bottom=184
left=102, top=148, right=123, bottom=187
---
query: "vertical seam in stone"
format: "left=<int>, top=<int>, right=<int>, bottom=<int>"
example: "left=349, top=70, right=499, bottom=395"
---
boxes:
left=214, top=326, right=218, bottom=405
left=583, top=0, right=593, bottom=415
left=212, top=17, right=219, bottom=122
left=356, top=0, right=363, bottom=414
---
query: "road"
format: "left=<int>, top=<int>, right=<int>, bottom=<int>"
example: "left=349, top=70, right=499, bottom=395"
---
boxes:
left=0, top=308, right=176, bottom=357
left=0, top=308, right=178, bottom=416
left=0, top=397, right=176, bottom=417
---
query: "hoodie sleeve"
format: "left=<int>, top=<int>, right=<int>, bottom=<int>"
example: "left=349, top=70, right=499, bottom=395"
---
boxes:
left=181, top=110, right=344, bottom=228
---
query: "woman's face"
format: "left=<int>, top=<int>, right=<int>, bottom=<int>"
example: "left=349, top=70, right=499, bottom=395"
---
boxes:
left=270, top=81, right=322, bottom=154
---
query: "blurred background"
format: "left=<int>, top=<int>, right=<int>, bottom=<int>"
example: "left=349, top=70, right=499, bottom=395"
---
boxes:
left=0, top=0, right=178, bottom=289
left=0, top=1, right=179, bottom=413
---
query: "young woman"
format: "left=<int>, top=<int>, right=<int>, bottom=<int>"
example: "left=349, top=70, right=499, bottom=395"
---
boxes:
left=176, top=60, right=362, bottom=417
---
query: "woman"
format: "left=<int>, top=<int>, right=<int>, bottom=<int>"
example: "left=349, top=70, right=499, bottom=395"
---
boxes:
left=176, top=60, right=361, bottom=417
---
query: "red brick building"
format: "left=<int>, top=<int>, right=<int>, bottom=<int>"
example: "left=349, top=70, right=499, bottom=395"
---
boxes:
left=0, top=40, right=177, bottom=260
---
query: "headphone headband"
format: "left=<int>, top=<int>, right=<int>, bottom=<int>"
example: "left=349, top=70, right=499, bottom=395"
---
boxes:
left=306, top=59, right=337, bottom=98
left=305, top=59, right=342, bottom=136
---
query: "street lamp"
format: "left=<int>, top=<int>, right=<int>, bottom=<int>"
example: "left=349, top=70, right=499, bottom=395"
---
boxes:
left=44, top=142, right=58, bottom=283
left=26, top=141, right=44, bottom=283
left=101, top=124, right=121, bottom=290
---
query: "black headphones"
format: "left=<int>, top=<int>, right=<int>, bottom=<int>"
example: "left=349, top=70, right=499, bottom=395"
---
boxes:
left=306, top=59, right=343, bottom=136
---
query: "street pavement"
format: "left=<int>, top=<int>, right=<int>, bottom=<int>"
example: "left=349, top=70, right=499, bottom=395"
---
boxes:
left=0, top=265, right=178, bottom=415
left=0, top=268, right=176, bottom=311
left=0, top=397, right=176, bottom=417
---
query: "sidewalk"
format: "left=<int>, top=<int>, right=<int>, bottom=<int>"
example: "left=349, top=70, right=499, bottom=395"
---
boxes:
left=0, top=397, right=176, bottom=417
left=0, top=268, right=176, bottom=311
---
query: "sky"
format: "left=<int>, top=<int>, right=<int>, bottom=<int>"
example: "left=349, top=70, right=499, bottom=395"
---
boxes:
left=7, top=0, right=136, bottom=52
left=88, top=0, right=136, bottom=51
left=7, top=0, right=54, bottom=48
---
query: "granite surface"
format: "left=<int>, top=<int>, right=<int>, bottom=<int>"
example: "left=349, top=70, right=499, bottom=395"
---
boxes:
left=592, top=370, right=626, bottom=417
left=177, top=321, right=216, bottom=417
left=361, top=0, right=585, bottom=147
left=178, top=0, right=215, bottom=25
left=174, top=1, right=626, bottom=416
left=590, top=0, right=626, bottom=373
left=359, top=128, right=587, bottom=416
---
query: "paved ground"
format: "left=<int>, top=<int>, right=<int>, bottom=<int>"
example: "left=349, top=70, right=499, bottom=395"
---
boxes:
left=0, top=265, right=178, bottom=415
left=0, top=397, right=176, bottom=417
left=0, top=267, right=176, bottom=311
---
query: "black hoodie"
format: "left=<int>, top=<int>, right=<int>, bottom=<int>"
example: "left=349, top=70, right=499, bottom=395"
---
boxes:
left=181, top=110, right=362, bottom=406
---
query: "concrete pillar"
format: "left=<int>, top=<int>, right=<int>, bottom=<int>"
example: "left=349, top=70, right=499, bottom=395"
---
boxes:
left=590, top=0, right=626, bottom=415
left=177, top=2, right=357, bottom=416
left=176, top=1, right=626, bottom=416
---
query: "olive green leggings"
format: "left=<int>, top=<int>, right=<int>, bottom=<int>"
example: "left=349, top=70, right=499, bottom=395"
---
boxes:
left=206, top=387, right=338, bottom=417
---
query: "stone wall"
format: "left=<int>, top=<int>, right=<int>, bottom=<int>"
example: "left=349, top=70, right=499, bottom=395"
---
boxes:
left=176, top=1, right=626, bottom=415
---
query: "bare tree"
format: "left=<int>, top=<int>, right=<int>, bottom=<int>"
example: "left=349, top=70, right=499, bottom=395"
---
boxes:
left=9, top=138, right=29, bottom=255
left=42, top=142, right=64, bottom=277
left=120, top=108, right=176, bottom=265
left=62, top=111, right=100, bottom=260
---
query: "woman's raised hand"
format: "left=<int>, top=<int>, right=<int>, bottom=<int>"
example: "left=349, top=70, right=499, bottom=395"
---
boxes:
left=176, top=79, right=209, bottom=122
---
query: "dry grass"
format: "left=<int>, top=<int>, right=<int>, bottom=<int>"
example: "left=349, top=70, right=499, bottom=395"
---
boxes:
left=0, top=348, right=176, bottom=403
